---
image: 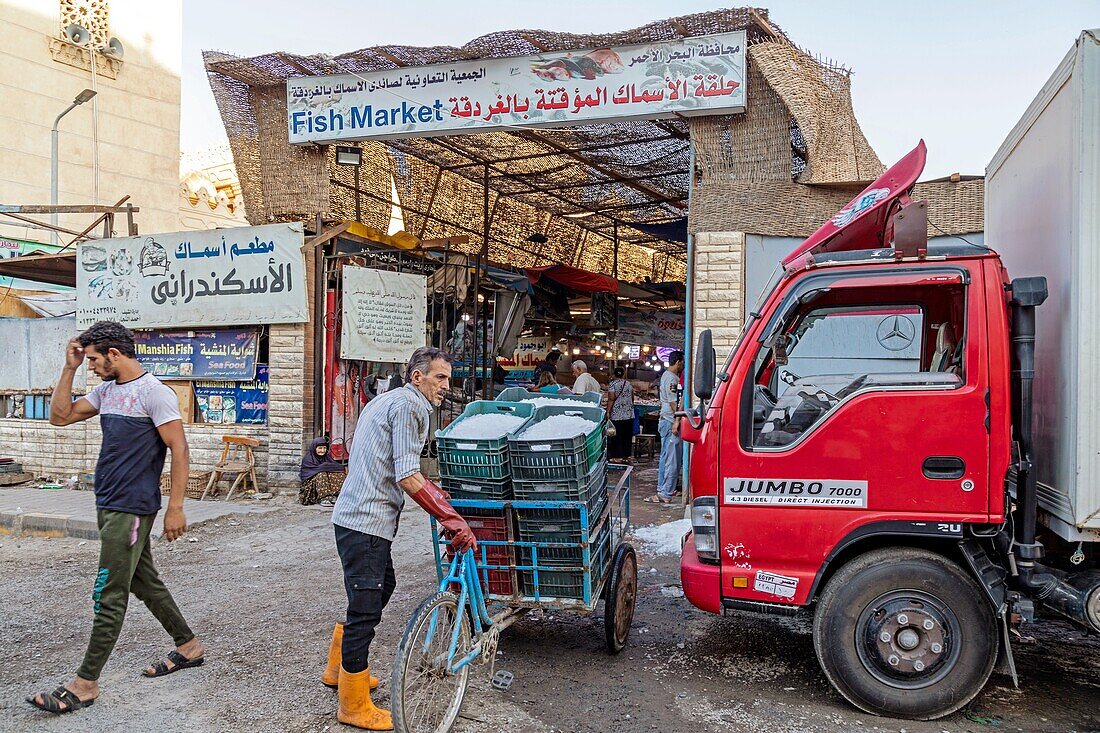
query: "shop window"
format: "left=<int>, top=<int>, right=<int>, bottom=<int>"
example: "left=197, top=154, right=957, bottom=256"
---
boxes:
left=746, top=282, right=967, bottom=450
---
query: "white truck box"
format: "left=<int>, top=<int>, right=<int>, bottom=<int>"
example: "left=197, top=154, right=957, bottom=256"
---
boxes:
left=986, top=29, right=1100, bottom=542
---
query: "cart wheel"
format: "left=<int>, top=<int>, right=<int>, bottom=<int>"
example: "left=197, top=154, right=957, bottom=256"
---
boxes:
left=604, top=543, right=637, bottom=654
left=392, top=591, right=472, bottom=733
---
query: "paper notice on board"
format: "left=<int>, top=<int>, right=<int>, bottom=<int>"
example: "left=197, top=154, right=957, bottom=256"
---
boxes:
left=340, top=266, right=426, bottom=362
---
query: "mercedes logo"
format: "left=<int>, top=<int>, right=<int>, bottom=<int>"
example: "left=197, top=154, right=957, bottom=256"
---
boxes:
left=876, top=315, right=916, bottom=351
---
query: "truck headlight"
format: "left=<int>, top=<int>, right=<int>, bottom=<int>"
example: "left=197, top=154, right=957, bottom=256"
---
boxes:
left=691, top=496, right=718, bottom=562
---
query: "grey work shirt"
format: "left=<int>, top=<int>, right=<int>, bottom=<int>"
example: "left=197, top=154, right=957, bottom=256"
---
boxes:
left=659, top=369, right=680, bottom=421
left=331, top=383, right=432, bottom=540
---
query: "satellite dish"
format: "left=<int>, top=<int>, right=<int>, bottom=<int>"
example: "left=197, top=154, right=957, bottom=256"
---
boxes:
left=104, top=37, right=124, bottom=59
left=65, top=23, right=90, bottom=46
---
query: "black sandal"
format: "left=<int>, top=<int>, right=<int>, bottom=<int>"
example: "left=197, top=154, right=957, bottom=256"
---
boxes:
left=142, top=650, right=205, bottom=678
left=25, top=686, right=95, bottom=714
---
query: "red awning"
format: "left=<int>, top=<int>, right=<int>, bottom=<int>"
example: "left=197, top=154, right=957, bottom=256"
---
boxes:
left=525, top=264, right=618, bottom=294
left=782, top=140, right=927, bottom=269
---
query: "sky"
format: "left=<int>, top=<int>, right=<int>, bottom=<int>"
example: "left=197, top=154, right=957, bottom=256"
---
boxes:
left=181, top=0, right=1097, bottom=179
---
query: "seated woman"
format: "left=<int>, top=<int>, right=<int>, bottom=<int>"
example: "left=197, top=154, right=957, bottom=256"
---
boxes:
left=299, top=437, right=346, bottom=506
left=536, top=370, right=571, bottom=395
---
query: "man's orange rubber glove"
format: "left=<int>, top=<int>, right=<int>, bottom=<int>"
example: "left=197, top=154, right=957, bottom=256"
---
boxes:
left=411, top=480, right=477, bottom=554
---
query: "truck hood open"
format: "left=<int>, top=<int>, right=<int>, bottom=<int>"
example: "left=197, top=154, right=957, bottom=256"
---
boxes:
left=781, top=140, right=927, bottom=270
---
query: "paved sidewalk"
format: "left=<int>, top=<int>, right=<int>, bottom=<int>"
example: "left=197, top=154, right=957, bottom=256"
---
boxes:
left=0, top=487, right=276, bottom=540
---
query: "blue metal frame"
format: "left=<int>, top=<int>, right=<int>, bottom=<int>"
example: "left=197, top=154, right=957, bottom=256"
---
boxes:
left=429, top=465, right=631, bottom=612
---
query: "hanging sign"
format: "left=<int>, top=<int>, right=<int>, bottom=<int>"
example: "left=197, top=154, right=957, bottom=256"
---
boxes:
left=194, top=364, right=269, bottom=424
left=287, top=31, right=745, bottom=143
left=341, top=266, right=427, bottom=362
left=618, top=309, right=685, bottom=349
left=133, top=329, right=258, bottom=381
left=76, top=223, right=308, bottom=329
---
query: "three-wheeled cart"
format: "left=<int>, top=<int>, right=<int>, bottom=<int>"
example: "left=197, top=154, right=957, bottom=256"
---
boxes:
left=390, top=464, right=635, bottom=733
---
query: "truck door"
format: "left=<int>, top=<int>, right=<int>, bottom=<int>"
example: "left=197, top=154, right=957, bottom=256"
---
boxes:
left=718, top=265, right=991, bottom=606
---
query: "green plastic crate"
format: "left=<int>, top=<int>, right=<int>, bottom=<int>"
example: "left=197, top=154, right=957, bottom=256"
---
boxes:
left=513, top=458, right=607, bottom=503
left=518, top=521, right=612, bottom=599
left=437, top=401, right=534, bottom=482
left=508, top=404, right=606, bottom=477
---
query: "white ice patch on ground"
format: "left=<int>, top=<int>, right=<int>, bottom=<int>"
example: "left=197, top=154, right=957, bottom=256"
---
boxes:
left=521, top=396, right=590, bottom=410
left=633, top=518, right=692, bottom=556
left=446, top=413, right=527, bottom=439
left=517, top=415, right=598, bottom=440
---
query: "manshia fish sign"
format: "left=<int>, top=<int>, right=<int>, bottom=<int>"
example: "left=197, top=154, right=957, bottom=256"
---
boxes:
left=76, top=223, right=308, bottom=329
left=287, top=31, right=745, bottom=143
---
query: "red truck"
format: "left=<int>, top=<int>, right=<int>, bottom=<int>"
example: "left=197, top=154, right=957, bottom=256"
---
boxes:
left=679, top=141, right=1100, bottom=720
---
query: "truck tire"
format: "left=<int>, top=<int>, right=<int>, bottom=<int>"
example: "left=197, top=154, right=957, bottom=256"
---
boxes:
left=813, top=547, right=996, bottom=720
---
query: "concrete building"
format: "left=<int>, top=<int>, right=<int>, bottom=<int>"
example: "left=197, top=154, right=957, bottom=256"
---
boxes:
left=0, top=0, right=183, bottom=240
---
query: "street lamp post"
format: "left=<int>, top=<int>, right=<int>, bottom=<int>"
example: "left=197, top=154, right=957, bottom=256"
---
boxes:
left=50, top=88, right=96, bottom=244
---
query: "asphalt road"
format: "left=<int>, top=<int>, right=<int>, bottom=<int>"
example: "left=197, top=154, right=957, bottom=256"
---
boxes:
left=1, top=488, right=1098, bottom=733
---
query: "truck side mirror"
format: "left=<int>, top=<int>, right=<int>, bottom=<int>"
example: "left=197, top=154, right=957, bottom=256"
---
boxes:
left=694, top=329, right=717, bottom=401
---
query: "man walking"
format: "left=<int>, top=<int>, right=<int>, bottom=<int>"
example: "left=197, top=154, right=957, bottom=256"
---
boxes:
left=27, top=321, right=203, bottom=715
left=646, top=351, right=684, bottom=505
left=324, top=346, right=475, bottom=730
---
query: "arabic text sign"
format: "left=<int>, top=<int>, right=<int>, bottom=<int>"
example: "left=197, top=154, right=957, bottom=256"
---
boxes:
left=76, top=224, right=308, bottom=329
left=287, top=31, right=745, bottom=143
left=195, top=364, right=269, bottom=424
left=618, top=309, right=685, bottom=349
left=341, top=267, right=427, bottom=362
left=133, top=329, right=258, bottom=381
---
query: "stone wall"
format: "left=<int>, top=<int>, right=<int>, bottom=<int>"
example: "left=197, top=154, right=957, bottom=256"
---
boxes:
left=265, top=322, right=308, bottom=488
left=693, top=231, right=747, bottom=360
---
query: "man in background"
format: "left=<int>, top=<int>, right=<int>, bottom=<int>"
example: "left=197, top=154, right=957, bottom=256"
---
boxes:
left=571, top=360, right=601, bottom=396
left=646, top=351, right=684, bottom=505
left=534, top=349, right=562, bottom=380
left=27, top=321, right=202, bottom=716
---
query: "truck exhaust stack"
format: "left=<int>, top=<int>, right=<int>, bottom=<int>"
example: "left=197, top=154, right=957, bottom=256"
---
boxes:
left=1009, top=277, right=1100, bottom=632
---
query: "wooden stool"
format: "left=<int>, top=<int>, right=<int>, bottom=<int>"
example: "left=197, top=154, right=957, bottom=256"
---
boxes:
left=202, top=435, right=260, bottom=501
left=633, top=433, right=658, bottom=461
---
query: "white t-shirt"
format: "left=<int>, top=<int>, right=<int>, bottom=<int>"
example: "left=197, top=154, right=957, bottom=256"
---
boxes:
left=573, top=372, right=601, bottom=396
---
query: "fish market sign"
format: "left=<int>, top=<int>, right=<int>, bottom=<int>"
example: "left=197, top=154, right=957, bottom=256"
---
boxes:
left=287, top=31, right=745, bottom=143
left=77, top=223, right=308, bottom=329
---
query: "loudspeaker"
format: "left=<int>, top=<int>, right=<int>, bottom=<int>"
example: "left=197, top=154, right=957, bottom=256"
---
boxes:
left=103, top=36, right=124, bottom=59
left=64, top=23, right=90, bottom=46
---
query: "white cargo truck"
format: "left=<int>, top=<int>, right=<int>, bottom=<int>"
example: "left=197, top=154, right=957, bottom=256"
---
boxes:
left=986, top=29, right=1100, bottom=543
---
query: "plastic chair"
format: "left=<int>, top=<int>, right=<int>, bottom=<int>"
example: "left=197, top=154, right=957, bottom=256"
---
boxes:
left=202, top=435, right=260, bottom=501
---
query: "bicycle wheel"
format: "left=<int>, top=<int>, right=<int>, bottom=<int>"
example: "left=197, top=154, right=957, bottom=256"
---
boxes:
left=392, top=591, right=472, bottom=733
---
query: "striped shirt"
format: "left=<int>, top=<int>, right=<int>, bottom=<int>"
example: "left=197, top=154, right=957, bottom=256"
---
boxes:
left=331, top=384, right=432, bottom=540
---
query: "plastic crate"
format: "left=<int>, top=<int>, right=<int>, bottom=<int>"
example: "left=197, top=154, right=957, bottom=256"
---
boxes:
left=446, top=508, right=513, bottom=596
left=515, top=492, right=609, bottom=544
left=437, top=401, right=534, bottom=481
left=519, top=520, right=612, bottom=600
left=508, top=404, right=606, bottom=477
left=440, top=475, right=512, bottom=501
left=497, top=387, right=601, bottom=406
left=513, top=458, right=607, bottom=503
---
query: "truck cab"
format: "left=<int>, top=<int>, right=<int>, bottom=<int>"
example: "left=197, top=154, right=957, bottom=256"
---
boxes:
left=680, top=141, right=1100, bottom=720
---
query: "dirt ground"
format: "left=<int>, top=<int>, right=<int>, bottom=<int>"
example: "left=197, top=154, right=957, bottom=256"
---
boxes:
left=1, top=460, right=1098, bottom=733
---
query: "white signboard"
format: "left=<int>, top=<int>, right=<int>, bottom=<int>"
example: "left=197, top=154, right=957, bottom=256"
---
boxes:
left=341, top=266, right=427, bottom=362
left=76, top=223, right=308, bottom=329
left=287, top=31, right=745, bottom=143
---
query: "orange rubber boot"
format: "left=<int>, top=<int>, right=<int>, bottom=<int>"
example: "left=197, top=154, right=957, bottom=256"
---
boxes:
left=323, top=624, right=379, bottom=690
left=337, top=666, right=393, bottom=731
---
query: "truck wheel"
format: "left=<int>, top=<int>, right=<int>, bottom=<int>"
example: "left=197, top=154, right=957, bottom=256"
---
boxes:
left=813, top=547, right=996, bottom=720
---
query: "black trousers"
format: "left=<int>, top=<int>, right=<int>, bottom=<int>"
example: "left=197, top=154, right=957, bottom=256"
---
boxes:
left=609, top=419, right=635, bottom=460
left=335, top=525, right=397, bottom=674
